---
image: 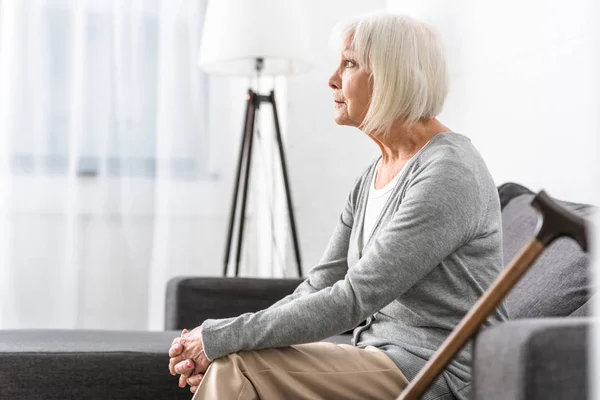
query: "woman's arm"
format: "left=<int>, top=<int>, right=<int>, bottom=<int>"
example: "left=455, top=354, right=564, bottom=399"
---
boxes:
left=199, top=158, right=483, bottom=361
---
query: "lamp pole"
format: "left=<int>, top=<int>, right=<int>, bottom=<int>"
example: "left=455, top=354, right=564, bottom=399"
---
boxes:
left=223, top=58, right=303, bottom=277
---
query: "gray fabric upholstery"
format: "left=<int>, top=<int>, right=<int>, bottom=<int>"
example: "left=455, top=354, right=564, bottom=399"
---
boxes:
left=472, top=318, right=589, bottom=400
left=165, top=277, right=303, bottom=330
left=501, top=194, right=594, bottom=319
left=0, top=330, right=188, bottom=400
left=570, top=296, right=593, bottom=317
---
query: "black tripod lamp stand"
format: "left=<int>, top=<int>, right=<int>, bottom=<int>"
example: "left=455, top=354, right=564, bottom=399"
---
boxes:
left=223, top=67, right=302, bottom=277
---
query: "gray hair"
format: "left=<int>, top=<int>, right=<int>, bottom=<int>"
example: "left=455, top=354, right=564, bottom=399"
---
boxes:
left=331, top=13, right=450, bottom=136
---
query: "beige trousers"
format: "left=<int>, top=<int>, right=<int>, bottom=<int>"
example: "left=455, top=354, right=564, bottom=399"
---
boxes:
left=191, top=342, right=409, bottom=400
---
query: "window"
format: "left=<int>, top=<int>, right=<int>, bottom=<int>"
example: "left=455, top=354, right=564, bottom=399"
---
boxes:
left=9, top=0, right=209, bottom=180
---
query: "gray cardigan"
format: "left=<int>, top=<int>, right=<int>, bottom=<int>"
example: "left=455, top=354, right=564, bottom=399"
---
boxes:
left=200, top=132, right=508, bottom=400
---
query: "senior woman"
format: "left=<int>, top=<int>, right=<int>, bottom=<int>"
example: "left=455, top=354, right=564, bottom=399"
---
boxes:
left=169, top=12, right=507, bottom=400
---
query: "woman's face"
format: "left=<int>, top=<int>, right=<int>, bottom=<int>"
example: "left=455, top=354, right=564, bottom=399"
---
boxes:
left=328, top=42, right=372, bottom=128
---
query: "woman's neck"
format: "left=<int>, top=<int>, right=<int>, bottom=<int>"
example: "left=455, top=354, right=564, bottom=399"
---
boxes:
left=369, top=118, right=451, bottom=188
left=372, top=118, right=451, bottom=165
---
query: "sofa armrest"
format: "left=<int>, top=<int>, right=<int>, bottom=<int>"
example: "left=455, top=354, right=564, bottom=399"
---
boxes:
left=164, top=277, right=303, bottom=330
left=472, top=318, right=590, bottom=400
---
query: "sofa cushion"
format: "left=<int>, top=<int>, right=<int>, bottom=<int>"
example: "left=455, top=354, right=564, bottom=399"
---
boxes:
left=472, top=318, right=590, bottom=400
left=498, top=182, right=534, bottom=210
left=570, top=296, right=593, bottom=317
left=0, top=330, right=191, bottom=400
left=501, top=191, right=595, bottom=319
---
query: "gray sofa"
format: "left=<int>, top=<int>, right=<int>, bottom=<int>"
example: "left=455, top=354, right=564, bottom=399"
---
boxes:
left=0, top=183, right=594, bottom=399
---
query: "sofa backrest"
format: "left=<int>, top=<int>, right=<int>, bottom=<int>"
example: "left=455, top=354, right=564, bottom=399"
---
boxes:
left=498, top=183, right=595, bottom=320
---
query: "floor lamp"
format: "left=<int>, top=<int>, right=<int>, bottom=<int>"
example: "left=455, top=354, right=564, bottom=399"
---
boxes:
left=198, top=0, right=313, bottom=277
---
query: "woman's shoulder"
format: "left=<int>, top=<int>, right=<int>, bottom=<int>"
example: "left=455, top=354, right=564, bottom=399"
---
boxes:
left=414, top=132, right=488, bottom=176
left=407, top=132, right=497, bottom=206
left=420, top=132, right=474, bottom=158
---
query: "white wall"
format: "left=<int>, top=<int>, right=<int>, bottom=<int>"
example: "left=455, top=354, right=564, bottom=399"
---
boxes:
left=386, top=0, right=599, bottom=204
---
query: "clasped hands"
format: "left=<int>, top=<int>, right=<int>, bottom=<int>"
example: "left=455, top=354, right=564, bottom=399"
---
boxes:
left=169, top=327, right=212, bottom=394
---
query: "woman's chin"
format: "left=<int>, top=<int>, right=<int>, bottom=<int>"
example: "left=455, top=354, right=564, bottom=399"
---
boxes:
left=333, top=115, right=350, bottom=126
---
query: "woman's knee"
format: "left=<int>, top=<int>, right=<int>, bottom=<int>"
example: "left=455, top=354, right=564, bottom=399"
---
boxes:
left=213, top=350, right=272, bottom=374
left=209, top=352, right=247, bottom=374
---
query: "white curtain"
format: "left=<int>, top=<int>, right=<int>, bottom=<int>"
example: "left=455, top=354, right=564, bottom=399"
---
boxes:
left=0, top=0, right=211, bottom=330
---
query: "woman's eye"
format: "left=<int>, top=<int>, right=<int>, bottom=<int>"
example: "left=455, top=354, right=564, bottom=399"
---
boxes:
left=344, top=59, right=356, bottom=68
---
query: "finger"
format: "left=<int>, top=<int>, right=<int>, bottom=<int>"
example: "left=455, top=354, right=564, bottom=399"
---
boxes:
left=171, top=328, right=189, bottom=348
left=169, top=343, right=183, bottom=358
left=174, top=359, right=195, bottom=376
left=179, top=328, right=194, bottom=347
left=190, top=385, right=198, bottom=394
left=178, top=373, right=188, bottom=388
left=186, top=373, right=204, bottom=387
left=169, top=355, right=185, bottom=375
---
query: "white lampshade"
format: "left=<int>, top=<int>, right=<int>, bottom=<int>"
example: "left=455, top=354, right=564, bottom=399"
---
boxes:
left=198, top=0, right=314, bottom=77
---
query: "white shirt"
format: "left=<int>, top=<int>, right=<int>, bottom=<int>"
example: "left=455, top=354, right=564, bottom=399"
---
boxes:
left=362, top=159, right=405, bottom=246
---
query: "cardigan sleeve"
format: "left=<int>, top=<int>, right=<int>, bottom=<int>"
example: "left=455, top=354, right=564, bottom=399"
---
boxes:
left=200, top=158, right=481, bottom=361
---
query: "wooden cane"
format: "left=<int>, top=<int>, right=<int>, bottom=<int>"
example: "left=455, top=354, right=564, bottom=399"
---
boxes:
left=397, top=191, right=589, bottom=400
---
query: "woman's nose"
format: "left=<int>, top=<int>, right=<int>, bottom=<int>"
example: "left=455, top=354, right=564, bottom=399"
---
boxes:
left=328, top=71, right=340, bottom=90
